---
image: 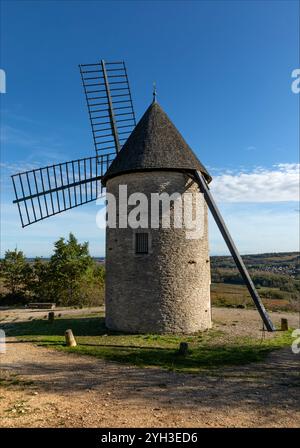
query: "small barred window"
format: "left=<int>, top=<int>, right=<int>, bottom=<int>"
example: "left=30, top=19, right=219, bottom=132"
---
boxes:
left=135, top=233, right=149, bottom=254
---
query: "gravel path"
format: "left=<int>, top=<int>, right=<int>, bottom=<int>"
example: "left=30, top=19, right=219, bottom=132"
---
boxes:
left=0, top=308, right=299, bottom=428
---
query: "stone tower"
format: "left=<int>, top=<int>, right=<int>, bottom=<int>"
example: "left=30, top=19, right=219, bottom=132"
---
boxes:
left=102, top=102, right=212, bottom=334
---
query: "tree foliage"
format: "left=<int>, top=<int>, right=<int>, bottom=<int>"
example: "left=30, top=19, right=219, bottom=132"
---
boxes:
left=0, top=234, right=105, bottom=306
left=25, top=257, right=51, bottom=302
left=47, top=233, right=94, bottom=305
left=0, top=249, right=29, bottom=299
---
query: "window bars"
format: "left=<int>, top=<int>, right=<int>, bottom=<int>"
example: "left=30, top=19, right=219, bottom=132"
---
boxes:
left=135, top=233, right=149, bottom=254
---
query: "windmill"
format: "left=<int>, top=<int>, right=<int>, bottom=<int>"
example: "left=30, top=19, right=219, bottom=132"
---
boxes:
left=11, top=60, right=275, bottom=333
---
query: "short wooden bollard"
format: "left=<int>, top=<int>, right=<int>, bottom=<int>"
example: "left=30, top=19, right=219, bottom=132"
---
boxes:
left=178, top=342, right=189, bottom=356
left=48, top=311, right=55, bottom=322
left=281, top=318, right=288, bottom=331
left=65, top=329, right=77, bottom=347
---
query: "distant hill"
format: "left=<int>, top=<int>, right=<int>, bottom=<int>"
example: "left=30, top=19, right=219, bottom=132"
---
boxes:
left=24, top=252, right=299, bottom=275
left=211, top=252, right=299, bottom=278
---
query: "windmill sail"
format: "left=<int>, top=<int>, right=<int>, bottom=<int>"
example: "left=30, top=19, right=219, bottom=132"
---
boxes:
left=11, top=59, right=137, bottom=227
left=79, top=60, right=136, bottom=158
left=12, top=155, right=113, bottom=227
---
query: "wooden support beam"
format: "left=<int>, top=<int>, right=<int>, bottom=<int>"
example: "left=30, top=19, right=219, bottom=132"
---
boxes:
left=194, top=170, right=276, bottom=332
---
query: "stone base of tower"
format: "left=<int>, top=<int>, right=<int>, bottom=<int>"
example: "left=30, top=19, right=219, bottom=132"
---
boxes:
left=105, top=303, right=212, bottom=334
left=104, top=171, right=212, bottom=335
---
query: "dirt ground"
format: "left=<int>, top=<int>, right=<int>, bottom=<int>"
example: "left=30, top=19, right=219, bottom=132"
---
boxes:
left=0, top=307, right=299, bottom=428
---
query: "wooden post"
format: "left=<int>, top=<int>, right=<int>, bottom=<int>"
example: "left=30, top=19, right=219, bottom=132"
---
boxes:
left=65, top=329, right=77, bottom=347
left=281, top=318, right=288, bottom=331
left=178, top=342, right=189, bottom=356
left=48, top=311, right=55, bottom=322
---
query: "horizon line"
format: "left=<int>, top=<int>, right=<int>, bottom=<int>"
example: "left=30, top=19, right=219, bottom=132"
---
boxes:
left=1, top=250, right=298, bottom=260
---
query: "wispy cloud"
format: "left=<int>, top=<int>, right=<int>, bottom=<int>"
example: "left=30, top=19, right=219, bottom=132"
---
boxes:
left=0, top=161, right=42, bottom=173
left=1, top=201, right=105, bottom=257
left=211, top=163, right=299, bottom=202
left=0, top=124, right=67, bottom=164
left=1, top=109, right=41, bottom=126
left=0, top=125, right=37, bottom=147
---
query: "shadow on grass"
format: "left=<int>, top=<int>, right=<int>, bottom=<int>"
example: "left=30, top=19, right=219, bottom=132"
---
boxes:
left=1, top=317, right=299, bottom=414
left=1, top=316, right=295, bottom=373
left=2, top=316, right=107, bottom=338
left=61, top=343, right=276, bottom=371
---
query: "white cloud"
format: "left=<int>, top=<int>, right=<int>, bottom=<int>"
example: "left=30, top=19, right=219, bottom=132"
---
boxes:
left=210, top=163, right=299, bottom=202
left=208, top=203, right=299, bottom=255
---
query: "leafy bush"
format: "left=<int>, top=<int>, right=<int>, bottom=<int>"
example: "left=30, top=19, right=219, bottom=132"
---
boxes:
left=0, top=234, right=105, bottom=307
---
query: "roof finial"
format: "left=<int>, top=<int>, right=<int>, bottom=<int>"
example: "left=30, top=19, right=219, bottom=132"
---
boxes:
left=152, top=81, right=157, bottom=103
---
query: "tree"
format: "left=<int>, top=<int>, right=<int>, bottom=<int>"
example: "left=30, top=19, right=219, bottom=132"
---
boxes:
left=48, top=233, right=94, bottom=305
left=79, top=263, right=105, bottom=306
left=0, top=235, right=105, bottom=307
left=0, top=249, right=29, bottom=297
left=25, top=257, right=51, bottom=302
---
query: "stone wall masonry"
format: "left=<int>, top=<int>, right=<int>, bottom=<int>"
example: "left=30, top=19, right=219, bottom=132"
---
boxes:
left=105, top=170, right=211, bottom=334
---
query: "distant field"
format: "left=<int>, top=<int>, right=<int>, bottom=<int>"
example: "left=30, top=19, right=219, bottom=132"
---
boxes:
left=211, top=251, right=299, bottom=276
left=210, top=251, right=299, bottom=312
left=211, top=283, right=294, bottom=312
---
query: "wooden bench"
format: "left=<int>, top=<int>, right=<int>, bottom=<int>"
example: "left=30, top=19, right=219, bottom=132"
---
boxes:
left=27, top=303, right=56, bottom=310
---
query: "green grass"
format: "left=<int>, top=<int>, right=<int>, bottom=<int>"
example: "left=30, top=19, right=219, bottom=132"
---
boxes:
left=2, top=312, right=294, bottom=373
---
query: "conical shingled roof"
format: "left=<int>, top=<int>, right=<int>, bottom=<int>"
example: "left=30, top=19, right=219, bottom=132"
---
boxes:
left=102, top=102, right=212, bottom=185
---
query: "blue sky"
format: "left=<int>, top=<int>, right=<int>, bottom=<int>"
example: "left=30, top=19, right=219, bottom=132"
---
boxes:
left=0, top=0, right=299, bottom=257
